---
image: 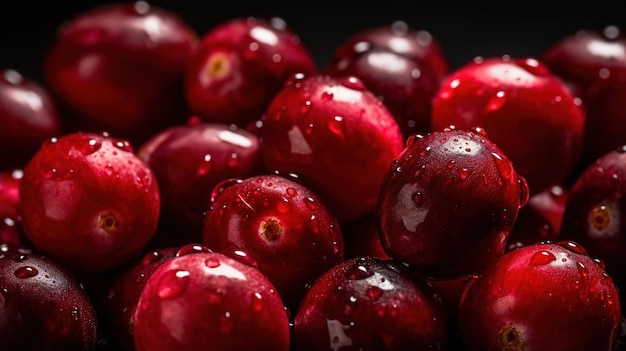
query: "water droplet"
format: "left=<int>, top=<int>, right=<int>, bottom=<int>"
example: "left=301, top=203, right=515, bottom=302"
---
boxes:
left=576, top=261, right=589, bottom=278
left=518, top=176, right=530, bottom=208
left=559, top=240, right=588, bottom=255
left=446, top=160, right=455, bottom=169
left=338, top=76, right=366, bottom=90
left=286, top=187, right=297, bottom=196
left=366, top=286, right=383, bottom=301
left=44, top=168, right=58, bottom=179
left=13, top=255, right=27, bottom=262
left=112, top=139, right=133, bottom=152
left=344, top=264, right=373, bottom=280
left=301, top=100, right=312, bottom=115
left=593, top=257, right=606, bottom=270
left=14, top=266, right=38, bottom=279
left=0, top=288, right=7, bottom=307
left=210, top=178, right=242, bottom=203
left=226, top=153, right=239, bottom=168
left=304, top=196, right=317, bottom=210
left=142, top=250, right=164, bottom=266
left=471, top=127, right=489, bottom=138
left=491, top=152, right=513, bottom=182
left=197, top=154, right=213, bottom=176
left=516, top=58, right=550, bottom=76
left=157, top=270, right=190, bottom=299
left=412, top=191, right=423, bottom=206
left=219, top=311, right=234, bottom=333
left=328, top=115, right=345, bottom=138
left=177, top=244, right=212, bottom=257
left=484, top=91, right=507, bottom=112
left=205, top=257, right=221, bottom=268
left=272, top=54, right=282, bottom=63
left=276, top=198, right=291, bottom=214
left=458, top=168, right=470, bottom=180
left=3, top=69, right=23, bottom=85
left=529, top=250, right=556, bottom=266
left=321, top=90, right=334, bottom=101
left=223, top=249, right=258, bottom=269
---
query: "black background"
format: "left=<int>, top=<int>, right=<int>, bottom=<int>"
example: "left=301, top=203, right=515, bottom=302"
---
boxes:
left=1, top=1, right=625, bottom=84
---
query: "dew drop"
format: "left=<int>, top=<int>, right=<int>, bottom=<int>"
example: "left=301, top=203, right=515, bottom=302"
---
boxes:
left=226, top=153, right=239, bottom=168
left=328, top=115, right=345, bottom=138
left=559, top=240, right=588, bottom=255
left=14, top=266, right=39, bottom=279
left=593, top=257, right=606, bottom=270
left=491, top=152, right=513, bottom=182
left=286, top=187, right=297, bottom=196
left=576, top=261, right=589, bottom=278
left=205, top=257, right=221, bottom=268
left=516, top=58, right=550, bottom=76
left=177, top=244, right=212, bottom=257
left=458, top=168, right=470, bottom=180
left=157, top=270, right=190, bottom=299
left=112, top=139, right=133, bottom=152
left=210, top=178, right=243, bottom=203
left=301, top=100, right=312, bottom=115
left=406, top=134, right=423, bottom=147
left=344, top=264, right=373, bottom=280
left=321, top=91, right=334, bottom=101
left=196, top=154, right=213, bottom=176
left=13, top=255, right=27, bottom=262
left=446, top=160, right=455, bottom=169
left=471, top=127, right=489, bottom=138
left=338, top=76, right=366, bottom=90
left=518, top=176, right=530, bottom=208
left=142, top=250, right=164, bottom=266
left=529, top=250, right=556, bottom=266
left=412, top=191, right=423, bottom=206
left=304, top=196, right=317, bottom=210
left=366, top=286, right=383, bottom=301
left=484, top=91, right=507, bottom=112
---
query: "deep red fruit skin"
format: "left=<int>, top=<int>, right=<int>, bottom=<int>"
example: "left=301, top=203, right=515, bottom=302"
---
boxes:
left=145, top=122, right=265, bottom=241
left=540, top=26, right=626, bottom=98
left=133, top=251, right=290, bottom=351
left=44, top=2, right=197, bottom=146
left=292, top=256, right=449, bottom=350
left=0, top=69, right=62, bottom=171
left=0, top=169, right=29, bottom=248
left=325, top=47, right=440, bottom=139
left=458, top=241, right=621, bottom=351
left=259, top=73, right=404, bottom=222
left=185, top=16, right=317, bottom=128
left=559, top=146, right=626, bottom=291
left=341, top=213, right=390, bottom=260
left=203, top=174, right=344, bottom=310
left=104, top=246, right=178, bottom=351
left=0, top=251, right=99, bottom=350
left=332, top=20, right=450, bottom=82
left=431, top=56, right=585, bottom=195
left=18, top=132, right=161, bottom=272
left=377, top=128, right=528, bottom=278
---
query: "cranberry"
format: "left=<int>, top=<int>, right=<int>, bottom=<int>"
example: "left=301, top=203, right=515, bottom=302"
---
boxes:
left=560, top=146, right=626, bottom=292
left=18, top=132, right=161, bottom=272
left=431, top=56, right=585, bottom=195
left=541, top=25, right=626, bottom=98
left=145, top=122, right=265, bottom=243
left=377, top=127, right=529, bottom=278
left=0, top=169, right=29, bottom=248
left=43, top=1, right=197, bottom=146
left=0, top=251, right=98, bottom=350
left=457, top=241, right=622, bottom=350
left=340, top=213, right=390, bottom=260
left=259, top=73, right=404, bottom=222
left=202, top=173, right=344, bottom=310
left=325, top=46, right=441, bottom=139
left=185, top=16, right=317, bottom=128
left=0, top=69, right=62, bottom=171
left=292, top=256, right=449, bottom=350
left=103, top=246, right=178, bottom=351
left=133, top=251, right=290, bottom=351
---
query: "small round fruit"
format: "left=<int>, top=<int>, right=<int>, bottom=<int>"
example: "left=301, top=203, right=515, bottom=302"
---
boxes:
left=133, top=251, right=290, bottom=351
left=458, top=240, right=621, bottom=351
left=0, top=251, right=99, bottom=350
left=292, top=256, right=449, bottom=350
left=377, top=127, right=528, bottom=278
left=18, top=132, right=161, bottom=272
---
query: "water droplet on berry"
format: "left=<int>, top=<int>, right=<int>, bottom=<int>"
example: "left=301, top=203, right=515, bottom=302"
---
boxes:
left=210, top=178, right=242, bottom=203
left=157, top=270, right=190, bottom=299
left=14, top=266, right=38, bottom=278
left=366, top=286, right=383, bottom=301
left=458, top=168, right=470, bottom=180
left=304, top=196, right=317, bottom=210
left=338, top=76, right=366, bottom=90
left=491, top=152, right=513, bottom=182
left=177, top=244, right=212, bottom=256
left=518, top=176, right=530, bottom=208
left=576, top=261, right=589, bottom=278
left=328, top=115, right=345, bottom=138
left=446, top=160, right=455, bottom=169
left=0, top=288, right=7, bottom=307
left=286, top=187, right=297, bottom=196
left=276, top=198, right=291, bottom=213
left=197, top=154, right=213, bottom=176
left=301, top=100, right=312, bottom=115
left=484, top=90, right=507, bottom=112
left=205, top=257, right=221, bottom=268
left=321, top=90, right=334, bottom=101
left=593, top=257, right=606, bottom=270
left=13, top=255, right=27, bottom=262
left=223, top=249, right=258, bottom=269
left=112, top=139, right=133, bottom=152
left=529, top=250, right=556, bottom=266
left=559, top=240, right=588, bottom=255
left=412, top=191, right=424, bottom=206
left=344, top=264, right=374, bottom=280
left=142, top=250, right=163, bottom=266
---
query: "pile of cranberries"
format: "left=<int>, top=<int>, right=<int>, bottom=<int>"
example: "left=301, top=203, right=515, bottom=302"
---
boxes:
left=3, top=2, right=626, bottom=350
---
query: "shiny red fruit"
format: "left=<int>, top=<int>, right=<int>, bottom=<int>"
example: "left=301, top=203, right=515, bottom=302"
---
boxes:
left=0, top=69, right=61, bottom=171
left=0, top=251, right=99, bottom=350
left=458, top=241, right=621, bottom=351
left=133, top=251, right=290, bottom=351
left=203, top=174, right=344, bottom=310
left=44, top=1, right=197, bottom=146
left=431, top=56, right=585, bottom=195
left=0, top=169, right=28, bottom=248
left=377, top=127, right=529, bottom=278
left=292, top=256, right=449, bottom=350
left=18, top=132, right=160, bottom=272
left=185, top=16, right=316, bottom=127
left=259, top=73, right=404, bottom=222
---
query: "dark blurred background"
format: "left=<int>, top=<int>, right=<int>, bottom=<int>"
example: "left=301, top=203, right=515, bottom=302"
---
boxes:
left=1, top=1, right=625, bottom=84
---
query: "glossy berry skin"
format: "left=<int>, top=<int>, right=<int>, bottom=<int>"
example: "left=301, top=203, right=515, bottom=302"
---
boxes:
left=0, top=69, right=61, bottom=171
left=332, top=20, right=450, bottom=82
left=44, top=1, right=197, bottom=146
left=541, top=25, right=626, bottom=98
left=0, top=251, right=99, bottom=351
left=292, top=256, right=449, bottom=350
left=0, top=169, right=28, bottom=248
left=560, top=146, right=626, bottom=291
left=341, top=213, right=390, bottom=260
left=145, top=122, right=265, bottom=241
left=203, top=174, right=344, bottom=310
left=377, top=128, right=529, bottom=278
left=458, top=241, right=621, bottom=351
left=104, top=246, right=178, bottom=351
left=431, top=56, right=585, bottom=195
left=325, top=46, right=440, bottom=139
left=185, top=17, right=317, bottom=128
left=259, top=73, right=404, bottom=222
left=18, top=132, right=161, bottom=272
left=133, top=251, right=290, bottom=351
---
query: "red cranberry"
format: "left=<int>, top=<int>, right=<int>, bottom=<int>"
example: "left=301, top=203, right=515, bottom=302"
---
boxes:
left=458, top=241, right=622, bottom=350
left=259, top=73, right=404, bottom=222
left=292, top=256, right=449, bottom=350
left=376, top=127, right=529, bottom=278
left=133, top=251, right=290, bottom=351
left=0, top=169, right=29, bottom=248
left=145, top=122, right=265, bottom=243
left=431, top=56, right=585, bottom=195
left=0, top=69, right=62, bottom=171
left=0, top=251, right=99, bottom=350
left=103, top=246, right=178, bottom=351
left=325, top=46, right=440, bottom=139
left=541, top=25, right=626, bottom=98
left=18, top=132, right=161, bottom=272
left=44, top=1, right=197, bottom=146
left=185, top=16, right=317, bottom=128
left=560, top=146, right=626, bottom=291
left=202, top=173, right=344, bottom=310
left=340, top=213, right=390, bottom=260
